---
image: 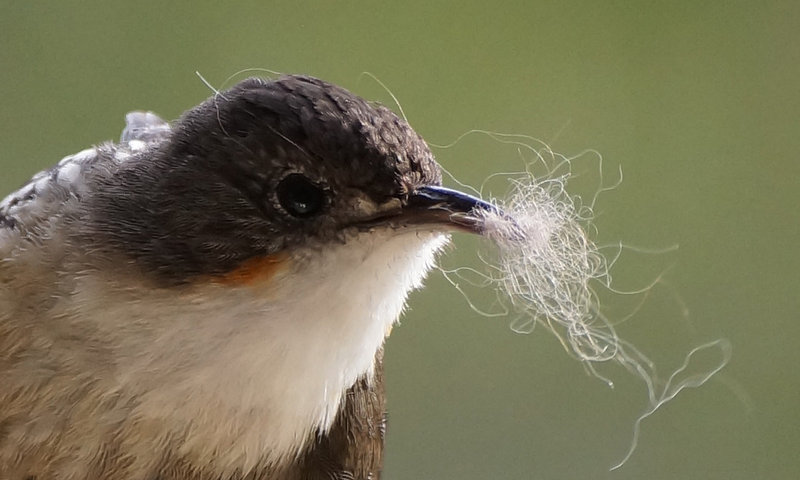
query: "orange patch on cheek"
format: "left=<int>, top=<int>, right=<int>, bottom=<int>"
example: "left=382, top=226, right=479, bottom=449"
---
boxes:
left=216, top=252, right=291, bottom=286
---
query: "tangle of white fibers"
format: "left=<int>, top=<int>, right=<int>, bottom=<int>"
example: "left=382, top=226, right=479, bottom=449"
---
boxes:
left=437, top=139, right=731, bottom=470
left=479, top=174, right=615, bottom=363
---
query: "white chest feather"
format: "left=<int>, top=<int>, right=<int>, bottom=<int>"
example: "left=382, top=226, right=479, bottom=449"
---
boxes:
left=66, top=229, right=448, bottom=473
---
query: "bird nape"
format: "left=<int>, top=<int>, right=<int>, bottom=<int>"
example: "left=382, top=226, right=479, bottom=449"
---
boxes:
left=0, top=75, right=496, bottom=479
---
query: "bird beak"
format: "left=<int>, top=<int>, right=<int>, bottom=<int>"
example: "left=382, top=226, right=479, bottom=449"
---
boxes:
left=400, top=185, right=498, bottom=234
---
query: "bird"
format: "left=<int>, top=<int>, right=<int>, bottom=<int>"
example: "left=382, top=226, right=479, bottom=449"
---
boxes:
left=0, top=75, right=494, bottom=479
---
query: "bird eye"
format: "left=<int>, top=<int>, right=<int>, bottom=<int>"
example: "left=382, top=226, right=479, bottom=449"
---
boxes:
left=276, top=174, right=326, bottom=218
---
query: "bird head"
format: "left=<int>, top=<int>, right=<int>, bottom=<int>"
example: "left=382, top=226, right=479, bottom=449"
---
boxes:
left=82, top=75, right=490, bottom=284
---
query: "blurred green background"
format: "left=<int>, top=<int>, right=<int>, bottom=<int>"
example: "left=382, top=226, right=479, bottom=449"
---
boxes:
left=1, top=1, right=797, bottom=479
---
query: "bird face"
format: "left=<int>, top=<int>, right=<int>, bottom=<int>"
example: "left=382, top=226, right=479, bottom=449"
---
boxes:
left=0, top=75, right=493, bottom=477
left=80, top=76, right=488, bottom=285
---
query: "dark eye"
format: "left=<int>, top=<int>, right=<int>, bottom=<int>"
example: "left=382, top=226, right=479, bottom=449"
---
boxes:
left=276, top=173, right=326, bottom=218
